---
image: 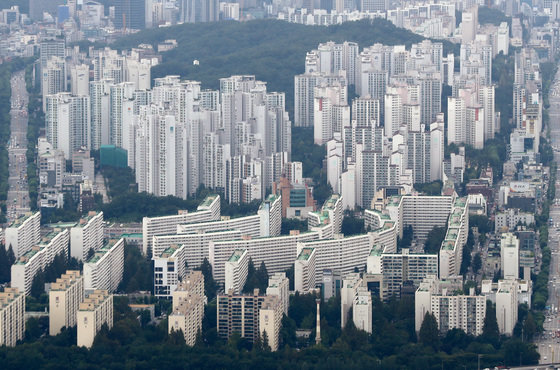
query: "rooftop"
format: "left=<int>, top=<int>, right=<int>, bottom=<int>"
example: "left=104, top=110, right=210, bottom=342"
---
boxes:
left=323, top=194, right=340, bottom=211
left=8, top=212, right=36, bottom=229
left=228, top=249, right=246, bottom=263
left=297, top=247, right=314, bottom=261
left=369, top=245, right=383, bottom=256
left=86, top=239, right=121, bottom=264
left=198, top=194, right=218, bottom=209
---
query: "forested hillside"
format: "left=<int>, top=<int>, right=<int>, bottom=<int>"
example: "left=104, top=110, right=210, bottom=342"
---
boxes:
left=114, top=19, right=455, bottom=113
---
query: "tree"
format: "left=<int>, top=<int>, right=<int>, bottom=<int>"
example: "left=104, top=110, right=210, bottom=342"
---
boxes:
left=424, top=226, right=446, bottom=254
left=482, top=301, right=500, bottom=346
left=196, top=258, right=217, bottom=298
left=418, top=312, right=440, bottom=350
left=472, top=253, right=482, bottom=273
left=522, top=312, right=537, bottom=341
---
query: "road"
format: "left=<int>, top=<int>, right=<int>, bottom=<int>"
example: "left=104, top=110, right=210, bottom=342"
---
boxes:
left=536, top=64, right=560, bottom=364
left=6, top=70, right=30, bottom=221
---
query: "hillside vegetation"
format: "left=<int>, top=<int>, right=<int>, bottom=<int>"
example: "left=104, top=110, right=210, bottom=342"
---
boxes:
left=114, top=19, right=455, bottom=113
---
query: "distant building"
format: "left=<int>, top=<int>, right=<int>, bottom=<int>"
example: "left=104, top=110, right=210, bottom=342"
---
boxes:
left=224, top=249, right=249, bottom=294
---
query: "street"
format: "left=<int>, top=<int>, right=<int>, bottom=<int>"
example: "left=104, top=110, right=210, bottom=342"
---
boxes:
left=535, top=64, right=560, bottom=364
left=6, top=70, right=30, bottom=221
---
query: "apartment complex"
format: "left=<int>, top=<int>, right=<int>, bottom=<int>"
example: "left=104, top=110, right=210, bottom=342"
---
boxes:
left=0, top=288, right=25, bottom=347
left=49, top=270, right=84, bottom=336
left=77, top=290, right=113, bottom=348
left=11, top=229, right=70, bottom=296
left=83, top=238, right=125, bottom=292
left=70, top=211, right=104, bottom=261
left=5, top=212, right=41, bottom=258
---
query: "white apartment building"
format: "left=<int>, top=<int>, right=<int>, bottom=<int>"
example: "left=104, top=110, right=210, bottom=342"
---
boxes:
left=70, top=211, right=104, bottom=261
left=45, top=93, right=91, bottom=159
left=353, top=287, right=372, bottom=333
left=266, top=272, right=290, bottom=316
left=225, top=249, right=249, bottom=294
left=308, top=194, right=344, bottom=235
left=415, top=276, right=486, bottom=336
left=294, top=247, right=317, bottom=293
left=49, top=270, right=84, bottom=336
left=83, top=238, right=125, bottom=293
left=168, top=293, right=205, bottom=346
left=152, top=230, right=242, bottom=265
left=259, top=295, right=283, bottom=351
left=5, top=211, right=41, bottom=258
left=368, top=248, right=439, bottom=299
left=210, top=230, right=321, bottom=284
left=341, top=273, right=362, bottom=328
left=154, top=244, right=188, bottom=298
left=142, top=194, right=221, bottom=255
left=496, top=279, right=519, bottom=335
left=501, top=233, right=519, bottom=280
left=77, top=290, right=113, bottom=348
left=298, top=233, right=376, bottom=285
left=0, top=288, right=25, bottom=347
left=177, top=215, right=262, bottom=238
left=11, top=229, right=70, bottom=296
left=439, top=198, right=469, bottom=278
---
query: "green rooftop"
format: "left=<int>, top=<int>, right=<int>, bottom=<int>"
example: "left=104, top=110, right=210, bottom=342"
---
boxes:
left=121, top=233, right=143, bottom=238
left=323, top=194, right=340, bottom=211
left=87, top=239, right=121, bottom=264
left=198, top=195, right=218, bottom=209
left=228, top=249, right=246, bottom=262
left=441, top=240, right=456, bottom=250
left=369, top=245, right=383, bottom=256
left=297, top=247, right=314, bottom=261
left=9, top=212, right=36, bottom=228
left=15, top=248, right=41, bottom=265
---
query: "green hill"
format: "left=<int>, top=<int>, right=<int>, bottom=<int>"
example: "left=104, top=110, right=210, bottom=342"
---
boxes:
left=114, top=19, right=455, bottom=114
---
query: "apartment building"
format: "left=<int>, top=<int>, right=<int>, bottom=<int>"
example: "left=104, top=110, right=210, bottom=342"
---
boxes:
left=77, top=290, right=113, bottom=348
left=209, top=231, right=321, bottom=284
left=0, top=288, right=25, bottom=347
left=439, top=197, right=469, bottom=278
left=70, top=211, right=104, bottom=261
left=266, top=272, right=289, bottom=316
left=49, top=270, right=84, bottom=336
left=154, top=244, right=187, bottom=298
left=11, top=229, right=70, bottom=296
left=83, top=238, right=125, bottom=292
left=172, top=271, right=205, bottom=310
left=415, top=276, right=486, bottom=336
left=224, top=249, right=249, bottom=294
left=168, top=293, right=205, bottom=346
left=5, top=211, right=41, bottom=258
left=217, top=289, right=282, bottom=351
left=294, top=247, right=317, bottom=293
left=152, top=230, right=241, bottom=262
left=142, top=195, right=221, bottom=255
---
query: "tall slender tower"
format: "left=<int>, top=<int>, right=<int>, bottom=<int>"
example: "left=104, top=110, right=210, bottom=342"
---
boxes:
left=315, top=298, right=321, bottom=345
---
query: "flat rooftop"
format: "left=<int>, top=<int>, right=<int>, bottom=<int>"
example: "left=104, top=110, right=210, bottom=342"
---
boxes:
left=198, top=194, right=218, bottom=209
left=297, top=247, right=314, bottom=261
left=8, top=212, right=36, bottom=228
left=228, top=249, right=246, bottom=263
left=87, top=239, right=121, bottom=264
